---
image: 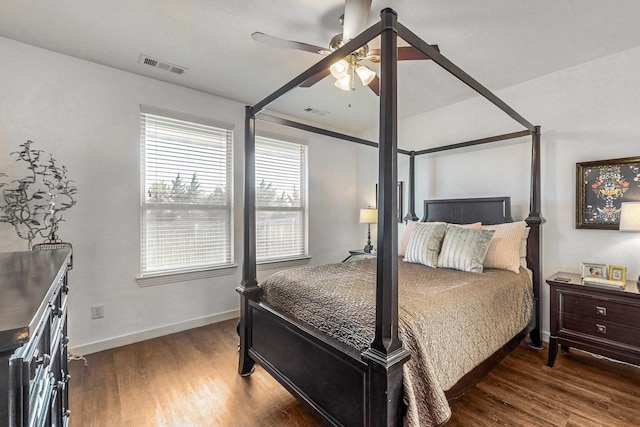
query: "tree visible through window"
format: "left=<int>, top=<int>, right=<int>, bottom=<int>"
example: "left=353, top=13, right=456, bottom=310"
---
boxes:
left=255, top=137, right=308, bottom=261
left=140, top=108, right=233, bottom=274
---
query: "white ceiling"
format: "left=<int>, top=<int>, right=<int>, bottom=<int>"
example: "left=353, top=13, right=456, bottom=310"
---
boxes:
left=2, top=0, right=640, bottom=134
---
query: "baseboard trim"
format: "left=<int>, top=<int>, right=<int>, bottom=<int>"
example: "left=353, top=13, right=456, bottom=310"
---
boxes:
left=70, top=309, right=240, bottom=356
left=71, top=315, right=550, bottom=357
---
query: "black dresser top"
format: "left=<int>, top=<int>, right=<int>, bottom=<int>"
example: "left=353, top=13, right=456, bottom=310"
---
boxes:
left=0, top=250, right=71, bottom=352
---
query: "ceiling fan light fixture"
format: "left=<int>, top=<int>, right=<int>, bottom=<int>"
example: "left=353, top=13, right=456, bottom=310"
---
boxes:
left=355, top=65, right=376, bottom=86
left=334, top=75, right=352, bottom=91
left=330, top=59, right=349, bottom=79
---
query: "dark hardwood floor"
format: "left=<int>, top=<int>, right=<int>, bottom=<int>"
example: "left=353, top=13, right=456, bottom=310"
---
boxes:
left=69, top=319, right=640, bottom=426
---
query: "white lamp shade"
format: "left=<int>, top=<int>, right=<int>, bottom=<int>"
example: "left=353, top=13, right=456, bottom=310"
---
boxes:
left=359, top=208, right=378, bottom=224
left=355, top=65, right=376, bottom=86
left=334, top=75, right=352, bottom=91
left=619, top=201, right=640, bottom=231
left=329, top=59, right=349, bottom=79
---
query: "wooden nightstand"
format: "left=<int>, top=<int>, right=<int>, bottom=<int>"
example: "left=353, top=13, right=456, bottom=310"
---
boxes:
left=342, top=250, right=376, bottom=262
left=547, top=272, right=640, bottom=368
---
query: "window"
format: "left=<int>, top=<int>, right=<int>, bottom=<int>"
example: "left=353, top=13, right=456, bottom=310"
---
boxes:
left=140, top=107, right=233, bottom=276
left=255, top=137, right=308, bottom=262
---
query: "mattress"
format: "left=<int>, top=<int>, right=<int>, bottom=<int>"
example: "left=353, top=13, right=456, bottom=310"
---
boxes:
left=259, top=258, right=533, bottom=426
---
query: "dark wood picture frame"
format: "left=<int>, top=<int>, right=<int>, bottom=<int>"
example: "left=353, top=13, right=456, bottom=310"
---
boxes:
left=576, top=156, right=640, bottom=229
left=376, top=181, right=404, bottom=223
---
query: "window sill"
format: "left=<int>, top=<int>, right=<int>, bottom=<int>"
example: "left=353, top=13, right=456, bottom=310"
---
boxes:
left=136, top=264, right=238, bottom=287
left=257, top=256, right=311, bottom=271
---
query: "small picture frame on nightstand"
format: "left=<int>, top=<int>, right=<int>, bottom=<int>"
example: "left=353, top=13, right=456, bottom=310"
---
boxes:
left=608, top=265, right=626, bottom=282
left=581, top=262, right=608, bottom=279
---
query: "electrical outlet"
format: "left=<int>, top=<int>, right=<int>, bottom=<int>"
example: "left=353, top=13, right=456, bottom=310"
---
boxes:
left=91, top=304, right=104, bottom=319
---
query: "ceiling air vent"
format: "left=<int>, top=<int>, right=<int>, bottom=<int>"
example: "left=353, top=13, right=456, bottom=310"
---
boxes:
left=304, top=107, right=330, bottom=116
left=138, top=54, right=187, bottom=75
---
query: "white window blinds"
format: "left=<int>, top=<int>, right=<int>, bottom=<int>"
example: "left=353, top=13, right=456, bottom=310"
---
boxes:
left=140, top=108, right=233, bottom=275
left=255, top=137, right=308, bottom=262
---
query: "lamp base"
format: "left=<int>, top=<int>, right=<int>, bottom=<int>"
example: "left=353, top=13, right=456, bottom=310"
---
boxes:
left=363, top=243, right=373, bottom=254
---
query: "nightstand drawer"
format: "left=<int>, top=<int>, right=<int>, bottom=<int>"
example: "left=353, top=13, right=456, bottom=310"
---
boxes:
left=561, top=312, right=640, bottom=348
left=561, top=292, right=640, bottom=327
left=547, top=272, right=640, bottom=368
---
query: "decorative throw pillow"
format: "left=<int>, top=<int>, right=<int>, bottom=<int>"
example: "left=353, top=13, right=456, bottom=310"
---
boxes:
left=398, top=221, right=481, bottom=257
left=437, top=227, right=495, bottom=273
left=398, top=220, right=418, bottom=257
left=520, top=227, right=531, bottom=268
left=482, top=221, right=527, bottom=273
left=403, top=223, right=448, bottom=267
left=428, top=221, right=482, bottom=229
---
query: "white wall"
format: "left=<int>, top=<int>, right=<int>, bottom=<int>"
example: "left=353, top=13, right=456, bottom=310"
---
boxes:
left=357, top=46, right=640, bottom=339
left=0, top=37, right=358, bottom=354
left=4, top=35, right=638, bottom=353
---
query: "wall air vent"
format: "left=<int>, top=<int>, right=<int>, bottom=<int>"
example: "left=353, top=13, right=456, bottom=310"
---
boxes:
left=138, top=54, right=187, bottom=75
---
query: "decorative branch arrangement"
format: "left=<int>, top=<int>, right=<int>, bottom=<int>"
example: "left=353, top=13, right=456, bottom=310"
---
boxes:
left=0, top=140, right=77, bottom=249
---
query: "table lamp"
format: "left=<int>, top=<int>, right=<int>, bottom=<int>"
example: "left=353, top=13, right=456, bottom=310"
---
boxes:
left=619, top=201, right=640, bottom=289
left=359, top=207, right=378, bottom=253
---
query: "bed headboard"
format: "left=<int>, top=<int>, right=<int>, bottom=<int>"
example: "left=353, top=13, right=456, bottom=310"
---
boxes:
left=421, top=196, right=514, bottom=225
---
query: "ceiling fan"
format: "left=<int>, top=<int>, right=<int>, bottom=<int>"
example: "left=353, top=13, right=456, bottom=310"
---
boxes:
left=251, top=0, right=440, bottom=96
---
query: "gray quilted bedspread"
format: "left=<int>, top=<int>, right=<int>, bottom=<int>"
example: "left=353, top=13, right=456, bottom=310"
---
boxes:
left=259, top=258, right=533, bottom=426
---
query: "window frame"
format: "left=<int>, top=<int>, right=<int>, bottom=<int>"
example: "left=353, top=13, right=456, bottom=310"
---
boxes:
left=255, top=136, right=309, bottom=263
left=137, top=106, right=235, bottom=284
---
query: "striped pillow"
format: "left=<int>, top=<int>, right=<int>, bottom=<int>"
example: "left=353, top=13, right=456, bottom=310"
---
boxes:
left=398, top=221, right=481, bottom=257
left=437, top=226, right=495, bottom=273
left=403, top=223, right=448, bottom=267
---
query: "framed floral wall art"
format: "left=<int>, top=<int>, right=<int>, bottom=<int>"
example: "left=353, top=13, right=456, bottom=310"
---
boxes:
left=576, top=156, right=640, bottom=229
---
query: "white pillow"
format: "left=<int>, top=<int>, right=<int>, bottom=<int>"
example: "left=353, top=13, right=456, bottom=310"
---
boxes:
left=482, top=221, right=527, bottom=273
left=520, top=227, right=530, bottom=268
left=398, top=220, right=418, bottom=257
left=403, top=223, right=448, bottom=267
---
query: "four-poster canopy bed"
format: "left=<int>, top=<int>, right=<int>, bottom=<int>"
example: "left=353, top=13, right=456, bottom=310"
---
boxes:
left=238, top=8, right=543, bottom=426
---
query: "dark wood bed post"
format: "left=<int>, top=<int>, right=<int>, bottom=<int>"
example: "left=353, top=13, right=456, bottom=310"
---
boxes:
left=403, top=151, right=419, bottom=222
left=237, top=106, right=261, bottom=375
left=361, top=9, right=411, bottom=427
left=526, top=125, right=544, bottom=348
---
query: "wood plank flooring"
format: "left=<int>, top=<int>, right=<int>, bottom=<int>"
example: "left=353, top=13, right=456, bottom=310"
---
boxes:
left=68, top=319, right=640, bottom=426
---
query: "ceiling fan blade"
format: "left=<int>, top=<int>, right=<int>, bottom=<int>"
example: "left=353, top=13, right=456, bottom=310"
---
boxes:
left=367, top=74, right=380, bottom=96
left=342, top=0, right=372, bottom=41
left=300, top=68, right=332, bottom=87
left=251, top=32, right=326, bottom=54
left=397, top=45, right=440, bottom=60
left=367, top=45, right=440, bottom=62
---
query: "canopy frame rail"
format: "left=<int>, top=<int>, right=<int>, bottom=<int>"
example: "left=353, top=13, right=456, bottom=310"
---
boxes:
left=396, top=23, right=536, bottom=132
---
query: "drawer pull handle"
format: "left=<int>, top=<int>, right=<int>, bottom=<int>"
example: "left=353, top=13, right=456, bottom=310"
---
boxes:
left=596, top=324, right=606, bottom=334
left=596, top=306, right=607, bottom=316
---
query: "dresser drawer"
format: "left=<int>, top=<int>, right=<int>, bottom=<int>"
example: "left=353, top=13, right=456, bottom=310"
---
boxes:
left=560, top=292, right=640, bottom=327
left=561, top=312, right=640, bottom=348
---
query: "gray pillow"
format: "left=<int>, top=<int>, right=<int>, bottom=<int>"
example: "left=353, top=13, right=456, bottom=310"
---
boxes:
left=403, top=223, right=448, bottom=267
left=437, top=226, right=495, bottom=273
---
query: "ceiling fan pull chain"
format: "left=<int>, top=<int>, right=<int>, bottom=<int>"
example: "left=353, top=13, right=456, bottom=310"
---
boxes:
left=350, top=60, right=356, bottom=91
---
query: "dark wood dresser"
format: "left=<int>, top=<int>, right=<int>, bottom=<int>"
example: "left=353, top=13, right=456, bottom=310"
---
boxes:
left=0, top=250, right=72, bottom=427
left=547, top=272, right=640, bottom=367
